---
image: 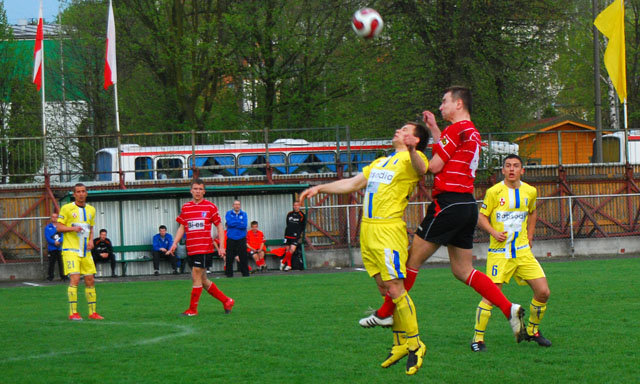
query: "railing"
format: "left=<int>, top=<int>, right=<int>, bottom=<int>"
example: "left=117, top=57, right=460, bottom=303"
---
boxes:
left=3, top=127, right=634, bottom=185
left=302, top=193, right=640, bottom=265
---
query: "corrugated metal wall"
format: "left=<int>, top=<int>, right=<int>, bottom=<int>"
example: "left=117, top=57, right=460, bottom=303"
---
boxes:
left=92, top=193, right=295, bottom=249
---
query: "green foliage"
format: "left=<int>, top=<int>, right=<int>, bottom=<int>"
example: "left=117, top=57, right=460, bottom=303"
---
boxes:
left=0, top=257, right=638, bottom=383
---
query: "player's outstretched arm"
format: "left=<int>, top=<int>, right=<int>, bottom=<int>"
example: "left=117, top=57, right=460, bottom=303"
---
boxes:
left=299, top=174, right=367, bottom=204
left=216, top=222, right=226, bottom=257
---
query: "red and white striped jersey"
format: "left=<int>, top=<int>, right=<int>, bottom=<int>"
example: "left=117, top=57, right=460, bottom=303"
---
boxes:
left=176, top=199, right=221, bottom=255
left=432, top=120, right=481, bottom=197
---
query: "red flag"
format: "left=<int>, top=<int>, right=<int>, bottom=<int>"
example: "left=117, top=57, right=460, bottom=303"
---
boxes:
left=32, top=2, right=43, bottom=91
left=104, top=0, right=117, bottom=89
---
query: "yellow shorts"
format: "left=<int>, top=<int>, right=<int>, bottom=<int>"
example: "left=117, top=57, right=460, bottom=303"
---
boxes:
left=360, top=219, right=408, bottom=281
left=486, top=248, right=545, bottom=285
left=62, top=251, right=97, bottom=276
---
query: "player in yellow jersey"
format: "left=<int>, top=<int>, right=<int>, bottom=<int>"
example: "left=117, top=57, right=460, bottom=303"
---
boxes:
left=56, top=183, right=104, bottom=321
left=300, top=120, right=429, bottom=375
left=471, top=154, right=550, bottom=351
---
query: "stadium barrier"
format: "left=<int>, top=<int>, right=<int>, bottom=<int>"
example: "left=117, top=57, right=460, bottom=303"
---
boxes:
left=302, top=193, right=640, bottom=266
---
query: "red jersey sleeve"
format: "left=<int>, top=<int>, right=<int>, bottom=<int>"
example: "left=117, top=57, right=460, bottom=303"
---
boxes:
left=434, top=123, right=462, bottom=163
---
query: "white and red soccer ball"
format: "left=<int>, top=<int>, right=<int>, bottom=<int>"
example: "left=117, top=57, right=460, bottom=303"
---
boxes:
left=351, top=8, right=384, bottom=39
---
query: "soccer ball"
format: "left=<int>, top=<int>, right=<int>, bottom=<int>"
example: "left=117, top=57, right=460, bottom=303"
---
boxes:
left=351, top=8, right=383, bottom=39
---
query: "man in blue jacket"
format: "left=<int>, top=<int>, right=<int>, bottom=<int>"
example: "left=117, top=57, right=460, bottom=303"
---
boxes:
left=225, top=200, right=249, bottom=277
left=152, top=225, right=177, bottom=275
left=45, top=212, right=66, bottom=281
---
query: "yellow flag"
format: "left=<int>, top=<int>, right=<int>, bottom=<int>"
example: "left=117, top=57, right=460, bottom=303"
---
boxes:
left=594, top=0, right=627, bottom=102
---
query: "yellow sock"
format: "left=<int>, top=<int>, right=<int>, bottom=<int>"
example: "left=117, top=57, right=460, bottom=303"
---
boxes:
left=68, top=285, right=78, bottom=316
left=527, top=298, right=547, bottom=336
left=473, top=301, right=493, bottom=342
left=391, top=306, right=407, bottom=347
left=85, top=287, right=97, bottom=316
left=393, top=291, right=420, bottom=351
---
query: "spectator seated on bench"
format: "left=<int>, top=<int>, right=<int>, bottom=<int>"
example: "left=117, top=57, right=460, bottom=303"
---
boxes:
left=92, top=229, right=117, bottom=278
left=246, top=221, right=267, bottom=272
left=152, top=225, right=178, bottom=276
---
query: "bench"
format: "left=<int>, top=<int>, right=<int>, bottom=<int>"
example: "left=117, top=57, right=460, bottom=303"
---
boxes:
left=263, top=239, right=306, bottom=270
left=106, top=239, right=306, bottom=276
left=112, top=244, right=153, bottom=276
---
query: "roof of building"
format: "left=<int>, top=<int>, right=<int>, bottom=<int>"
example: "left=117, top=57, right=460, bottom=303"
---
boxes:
left=10, top=23, right=65, bottom=40
left=515, top=117, right=597, bottom=142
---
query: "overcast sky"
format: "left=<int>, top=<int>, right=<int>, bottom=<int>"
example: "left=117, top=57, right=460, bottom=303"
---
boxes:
left=4, top=0, right=62, bottom=24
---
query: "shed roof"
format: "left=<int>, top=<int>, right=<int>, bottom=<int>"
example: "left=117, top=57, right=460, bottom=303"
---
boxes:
left=60, top=184, right=310, bottom=204
left=515, top=117, right=596, bottom=142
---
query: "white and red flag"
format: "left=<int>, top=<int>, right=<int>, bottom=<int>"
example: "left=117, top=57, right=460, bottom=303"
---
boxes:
left=32, top=2, right=44, bottom=91
left=104, top=0, right=117, bottom=89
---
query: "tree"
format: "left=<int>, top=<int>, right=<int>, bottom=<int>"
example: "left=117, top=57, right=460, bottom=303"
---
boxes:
left=391, top=0, right=571, bottom=132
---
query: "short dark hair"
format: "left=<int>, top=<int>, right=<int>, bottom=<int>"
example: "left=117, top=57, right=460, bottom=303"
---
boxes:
left=159, top=225, right=167, bottom=230
left=407, top=120, right=430, bottom=152
left=250, top=221, right=258, bottom=226
left=446, top=86, right=472, bottom=114
left=99, top=229, right=107, bottom=234
left=191, top=178, right=205, bottom=187
left=73, top=183, right=86, bottom=193
left=503, top=154, right=523, bottom=167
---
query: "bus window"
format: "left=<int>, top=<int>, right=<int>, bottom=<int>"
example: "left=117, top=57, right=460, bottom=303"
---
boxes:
left=238, top=154, right=285, bottom=176
left=289, top=152, right=336, bottom=174
left=134, top=157, right=153, bottom=180
left=95, top=151, right=113, bottom=181
left=156, top=158, right=183, bottom=179
left=188, top=155, right=235, bottom=177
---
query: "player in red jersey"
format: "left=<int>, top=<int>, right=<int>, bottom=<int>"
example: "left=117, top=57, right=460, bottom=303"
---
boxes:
left=360, top=86, right=527, bottom=344
left=170, top=179, right=234, bottom=316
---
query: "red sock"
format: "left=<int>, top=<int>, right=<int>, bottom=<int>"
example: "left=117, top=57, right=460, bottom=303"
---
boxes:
left=377, top=293, right=395, bottom=318
left=189, top=286, right=203, bottom=311
left=207, top=283, right=229, bottom=303
left=257, top=259, right=265, bottom=267
left=404, top=267, right=419, bottom=291
left=465, top=269, right=512, bottom=318
left=377, top=268, right=420, bottom=318
left=283, top=251, right=292, bottom=266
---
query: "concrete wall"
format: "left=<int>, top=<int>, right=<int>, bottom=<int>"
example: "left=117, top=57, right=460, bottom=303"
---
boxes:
left=305, top=236, right=640, bottom=269
left=2, top=236, right=638, bottom=281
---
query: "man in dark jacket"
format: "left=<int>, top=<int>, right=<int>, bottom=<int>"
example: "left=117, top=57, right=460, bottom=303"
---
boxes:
left=92, top=229, right=117, bottom=277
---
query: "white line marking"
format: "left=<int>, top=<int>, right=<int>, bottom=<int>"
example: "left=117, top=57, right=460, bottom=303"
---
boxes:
left=2, top=321, right=195, bottom=363
left=22, top=282, right=42, bottom=287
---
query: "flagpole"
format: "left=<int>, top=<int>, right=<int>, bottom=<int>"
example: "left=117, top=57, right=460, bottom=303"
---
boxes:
left=624, top=100, right=629, bottom=163
left=114, top=82, right=123, bottom=187
left=40, top=6, right=47, bottom=175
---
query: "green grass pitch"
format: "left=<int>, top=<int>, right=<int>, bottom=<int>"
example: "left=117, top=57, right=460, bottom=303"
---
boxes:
left=1, top=257, right=638, bottom=383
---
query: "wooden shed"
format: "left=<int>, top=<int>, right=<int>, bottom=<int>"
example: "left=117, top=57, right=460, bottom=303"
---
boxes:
left=515, top=118, right=597, bottom=166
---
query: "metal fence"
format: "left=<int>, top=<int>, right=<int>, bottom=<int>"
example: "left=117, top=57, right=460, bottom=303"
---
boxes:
left=303, top=193, right=640, bottom=264
left=2, top=127, right=634, bottom=184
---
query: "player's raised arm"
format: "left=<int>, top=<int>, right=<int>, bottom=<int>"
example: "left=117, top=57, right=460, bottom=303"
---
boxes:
left=422, top=110, right=440, bottom=143
left=299, top=174, right=368, bottom=204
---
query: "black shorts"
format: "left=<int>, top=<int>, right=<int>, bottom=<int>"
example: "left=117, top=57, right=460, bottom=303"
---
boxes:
left=187, top=253, right=214, bottom=269
left=414, top=192, right=478, bottom=249
left=284, top=237, right=300, bottom=247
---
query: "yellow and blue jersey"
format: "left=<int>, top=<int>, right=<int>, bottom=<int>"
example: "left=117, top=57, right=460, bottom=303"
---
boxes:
left=480, top=181, right=537, bottom=258
left=58, top=202, right=96, bottom=258
left=361, top=150, right=427, bottom=222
